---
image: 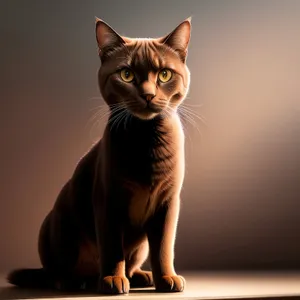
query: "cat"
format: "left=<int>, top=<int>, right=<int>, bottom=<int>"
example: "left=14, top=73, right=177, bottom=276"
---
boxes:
left=7, top=17, right=191, bottom=294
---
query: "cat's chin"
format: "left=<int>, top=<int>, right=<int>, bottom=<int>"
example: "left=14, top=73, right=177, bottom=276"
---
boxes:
left=131, top=111, right=159, bottom=121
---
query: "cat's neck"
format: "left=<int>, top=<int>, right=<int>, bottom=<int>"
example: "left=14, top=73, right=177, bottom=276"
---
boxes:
left=102, top=110, right=184, bottom=159
left=106, top=110, right=180, bottom=136
left=102, top=110, right=184, bottom=187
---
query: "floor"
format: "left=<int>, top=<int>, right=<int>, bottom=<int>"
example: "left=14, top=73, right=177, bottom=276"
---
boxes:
left=1, top=271, right=300, bottom=300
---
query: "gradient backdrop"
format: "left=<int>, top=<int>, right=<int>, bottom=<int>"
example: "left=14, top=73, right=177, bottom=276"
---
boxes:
left=1, top=0, right=300, bottom=273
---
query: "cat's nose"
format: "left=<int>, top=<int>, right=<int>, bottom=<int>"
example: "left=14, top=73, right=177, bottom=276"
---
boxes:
left=141, top=93, right=155, bottom=102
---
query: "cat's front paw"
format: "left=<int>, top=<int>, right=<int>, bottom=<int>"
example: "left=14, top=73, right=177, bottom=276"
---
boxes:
left=155, top=275, right=185, bottom=292
left=98, top=275, right=130, bottom=294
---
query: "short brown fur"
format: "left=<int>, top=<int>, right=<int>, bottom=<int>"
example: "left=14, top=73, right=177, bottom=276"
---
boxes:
left=7, top=17, right=192, bottom=294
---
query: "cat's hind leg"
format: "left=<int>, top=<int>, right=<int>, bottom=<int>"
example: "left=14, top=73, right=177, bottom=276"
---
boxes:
left=126, top=240, right=153, bottom=287
left=38, top=205, right=81, bottom=291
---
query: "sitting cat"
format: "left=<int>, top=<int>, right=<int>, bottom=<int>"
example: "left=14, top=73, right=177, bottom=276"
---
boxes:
left=7, top=17, right=191, bottom=294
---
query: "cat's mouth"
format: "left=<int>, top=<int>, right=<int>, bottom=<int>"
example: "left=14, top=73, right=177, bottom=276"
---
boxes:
left=140, top=102, right=166, bottom=119
left=125, top=101, right=165, bottom=120
left=146, top=105, right=163, bottom=113
left=128, top=106, right=163, bottom=120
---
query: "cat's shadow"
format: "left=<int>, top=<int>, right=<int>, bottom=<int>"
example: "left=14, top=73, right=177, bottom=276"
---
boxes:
left=0, top=286, right=156, bottom=299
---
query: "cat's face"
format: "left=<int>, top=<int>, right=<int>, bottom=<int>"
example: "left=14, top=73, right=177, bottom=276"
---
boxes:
left=96, top=18, right=191, bottom=120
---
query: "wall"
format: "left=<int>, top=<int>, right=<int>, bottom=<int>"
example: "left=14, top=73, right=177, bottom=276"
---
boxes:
left=1, top=0, right=300, bottom=272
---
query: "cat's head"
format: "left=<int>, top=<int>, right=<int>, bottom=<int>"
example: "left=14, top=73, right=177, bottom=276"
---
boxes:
left=96, top=18, right=191, bottom=120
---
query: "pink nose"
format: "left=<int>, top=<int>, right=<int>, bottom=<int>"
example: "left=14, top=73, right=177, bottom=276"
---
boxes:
left=141, top=93, right=155, bottom=102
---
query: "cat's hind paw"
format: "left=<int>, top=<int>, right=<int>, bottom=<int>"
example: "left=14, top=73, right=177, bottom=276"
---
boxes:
left=129, top=270, right=153, bottom=287
left=155, top=275, right=185, bottom=292
left=98, top=275, right=130, bottom=294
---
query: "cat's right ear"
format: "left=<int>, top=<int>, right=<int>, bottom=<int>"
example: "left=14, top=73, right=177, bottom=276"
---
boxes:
left=95, top=17, right=125, bottom=59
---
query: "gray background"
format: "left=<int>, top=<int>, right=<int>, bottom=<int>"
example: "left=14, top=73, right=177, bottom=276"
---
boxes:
left=1, top=0, right=300, bottom=273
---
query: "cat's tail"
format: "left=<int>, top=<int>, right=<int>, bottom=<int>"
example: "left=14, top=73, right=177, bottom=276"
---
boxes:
left=7, top=268, right=54, bottom=289
left=7, top=268, right=98, bottom=291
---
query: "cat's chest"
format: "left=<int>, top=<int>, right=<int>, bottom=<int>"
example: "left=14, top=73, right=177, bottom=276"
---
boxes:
left=107, top=118, right=184, bottom=225
left=115, top=130, right=175, bottom=186
left=122, top=178, right=171, bottom=226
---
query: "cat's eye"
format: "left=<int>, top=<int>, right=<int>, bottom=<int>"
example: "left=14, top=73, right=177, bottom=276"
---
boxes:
left=158, top=69, right=172, bottom=83
left=120, top=68, right=135, bottom=82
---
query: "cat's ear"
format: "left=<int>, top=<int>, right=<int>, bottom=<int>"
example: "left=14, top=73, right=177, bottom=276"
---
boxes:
left=158, top=17, right=191, bottom=62
left=95, top=17, right=126, bottom=59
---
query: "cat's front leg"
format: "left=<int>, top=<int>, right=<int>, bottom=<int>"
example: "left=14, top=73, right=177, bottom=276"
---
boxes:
left=93, top=199, right=129, bottom=294
left=147, top=198, right=185, bottom=292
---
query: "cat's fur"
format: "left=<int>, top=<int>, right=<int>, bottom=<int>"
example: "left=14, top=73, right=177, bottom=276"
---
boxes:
left=7, top=17, right=191, bottom=294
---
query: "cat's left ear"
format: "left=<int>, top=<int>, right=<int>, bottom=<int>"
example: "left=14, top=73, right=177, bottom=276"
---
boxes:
left=158, top=17, right=191, bottom=63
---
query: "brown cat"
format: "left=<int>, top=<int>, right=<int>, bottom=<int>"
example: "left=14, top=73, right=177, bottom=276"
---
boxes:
left=7, top=17, right=191, bottom=294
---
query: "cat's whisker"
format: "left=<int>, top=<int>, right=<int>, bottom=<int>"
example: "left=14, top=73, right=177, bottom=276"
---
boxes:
left=108, top=117, right=119, bottom=133
left=177, top=110, right=193, bottom=146
left=181, top=105, right=206, bottom=119
left=87, top=101, right=124, bottom=119
left=123, top=113, right=129, bottom=131
left=86, top=107, right=107, bottom=130
left=164, top=106, right=175, bottom=120
left=184, top=111, right=207, bottom=129
left=124, top=111, right=132, bottom=131
left=178, top=107, right=199, bottom=125
left=114, top=111, right=127, bottom=132
left=110, top=104, right=127, bottom=113
left=178, top=107, right=203, bottom=139
left=107, top=111, right=126, bottom=129
left=108, top=103, right=126, bottom=110
left=178, top=116, right=197, bottom=142
left=107, top=108, right=127, bottom=133
left=88, top=103, right=126, bottom=138
left=89, top=106, right=116, bottom=124
left=182, top=103, right=204, bottom=108
left=116, top=110, right=128, bottom=132
left=89, top=105, right=105, bottom=111
left=180, top=107, right=205, bottom=122
left=88, top=106, right=115, bottom=132
left=180, top=113, right=198, bottom=132
left=181, top=102, right=205, bottom=111
left=112, top=109, right=125, bottom=132
left=180, top=105, right=208, bottom=126
left=86, top=96, right=105, bottom=102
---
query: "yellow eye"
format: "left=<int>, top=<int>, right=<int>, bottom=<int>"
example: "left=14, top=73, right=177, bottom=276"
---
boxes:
left=120, top=68, right=134, bottom=82
left=158, top=69, right=172, bottom=83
